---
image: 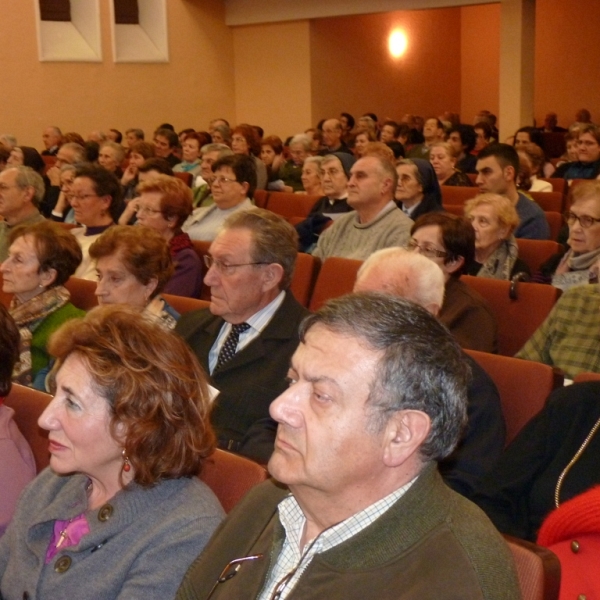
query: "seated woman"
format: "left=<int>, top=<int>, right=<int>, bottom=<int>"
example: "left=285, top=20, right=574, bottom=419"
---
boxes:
left=259, top=135, right=287, bottom=190
left=70, top=164, right=122, bottom=280
left=121, top=141, right=155, bottom=202
left=516, top=144, right=553, bottom=193
left=353, top=128, right=377, bottom=158
left=173, top=132, right=205, bottom=179
left=135, top=175, right=203, bottom=298
left=0, top=306, right=224, bottom=598
left=554, top=124, right=600, bottom=180
left=516, top=277, right=600, bottom=379
left=98, top=141, right=125, bottom=178
left=429, top=142, right=473, bottom=187
left=50, top=164, right=77, bottom=223
left=464, top=193, right=530, bottom=279
left=472, top=381, right=600, bottom=542
left=300, top=155, right=324, bottom=196
left=277, top=134, right=311, bottom=192
left=555, top=130, right=580, bottom=168
left=0, top=305, right=36, bottom=536
left=0, top=221, right=84, bottom=389
left=182, top=154, right=255, bottom=242
left=231, top=123, right=267, bottom=190
left=89, top=225, right=179, bottom=329
left=395, top=158, right=443, bottom=220
left=407, top=211, right=498, bottom=353
left=512, top=126, right=555, bottom=177
left=534, top=180, right=600, bottom=290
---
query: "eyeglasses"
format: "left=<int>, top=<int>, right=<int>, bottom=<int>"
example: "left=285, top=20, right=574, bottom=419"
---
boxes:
left=203, top=255, right=269, bottom=275
left=203, top=554, right=263, bottom=600
left=405, top=239, right=449, bottom=259
left=564, top=211, right=600, bottom=228
left=70, top=193, right=98, bottom=202
left=137, top=205, right=162, bottom=216
left=212, top=176, right=239, bottom=186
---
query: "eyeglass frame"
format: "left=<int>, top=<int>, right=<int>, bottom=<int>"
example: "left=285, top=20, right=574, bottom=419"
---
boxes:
left=405, top=239, right=450, bottom=259
left=203, top=255, right=270, bottom=275
left=564, top=211, right=600, bottom=228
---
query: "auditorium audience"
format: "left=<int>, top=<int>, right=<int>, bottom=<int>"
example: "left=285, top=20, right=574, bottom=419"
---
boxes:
left=1, top=221, right=83, bottom=389
left=473, top=121, right=493, bottom=154
left=473, top=381, right=600, bottom=542
left=259, top=135, right=286, bottom=189
left=192, top=143, right=234, bottom=208
left=516, top=145, right=553, bottom=193
left=300, top=155, right=324, bottom=196
left=0, top=306, right=223, bottom=598
left=183, top=154, right=255, bottom=242
left=278, top=134, right=310, bottom=192
left=448, top=124, right=478, bottom=174
left=135, top=175, right=203, bottom=298
left=41, top=126, right=62, bottom=156
left=69, top=165, right=121, bottom=280
left=353, top=128, right=377, bottom=158
left=320, top=118, right=353, bottom=155
left=464, top=193, right=530, bottom=279
left=173, top=132, right=203, bottom=178
left=120, top=140, right=155, bottom=202
left=554, top=123, right=600, bottom=180
left=408, top=211, right=498, bottom=353
left=395, top=158, right=443, bottom=219
left=153, top=128, right=181, bottom=169
left=512, top=126, right=555, bottom=178
left=407, top=117, right=445, bottom=160
left=0, top=304, right=35, bottom=536
left=90, top=225, right=179, bottom=328
left=98, top=141, right=125, bottom=177
left=50, top=164, right=77, bottom=223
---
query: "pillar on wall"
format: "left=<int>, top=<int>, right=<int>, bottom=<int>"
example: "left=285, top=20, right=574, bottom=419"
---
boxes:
left=499, top=0, right=535, bottom=141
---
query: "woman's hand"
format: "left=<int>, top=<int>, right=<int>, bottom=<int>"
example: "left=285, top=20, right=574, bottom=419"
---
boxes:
left=46, top=165, right=61, bottom=186
left=54, top=191, right=71, bottom=215
left=118, top=199, right=139, bottom=225
left=121, top=165, right=137, bottom=186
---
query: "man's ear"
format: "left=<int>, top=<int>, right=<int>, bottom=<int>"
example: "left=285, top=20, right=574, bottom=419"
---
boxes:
left=260, top=263, right=284, bottom=292
left=382, top=409, right=431, bottom=468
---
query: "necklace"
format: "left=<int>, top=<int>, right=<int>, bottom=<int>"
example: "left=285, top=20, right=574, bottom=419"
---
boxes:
left=554, top=414, right=600, bottom=508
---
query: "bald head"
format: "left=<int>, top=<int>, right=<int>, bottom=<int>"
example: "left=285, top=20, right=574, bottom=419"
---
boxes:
left=354, top=247, right=445, bottom=315
left=322, top=119, right=343, bottom=150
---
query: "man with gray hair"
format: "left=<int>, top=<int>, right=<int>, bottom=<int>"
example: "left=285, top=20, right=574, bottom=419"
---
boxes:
left=319, top=118, right=352, bottom=155
left=41, top=126, right=62, bottom=156
left=176, top=292, right=519, bottom=600
left=0, top=166, right=46, bottom=261
left=313, top=153, right=413, bottom=260
left=354, top=247, right=505, bottom=497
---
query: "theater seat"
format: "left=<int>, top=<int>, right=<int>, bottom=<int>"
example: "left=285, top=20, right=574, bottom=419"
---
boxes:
left=291, top=253, right=320, bottom=308
left=465, top=350, right=563, bottom=446
left=162, top=294, right=210, bottom=314
left=545, top=211, right=563, bottom=241
left=539, top=178, right=567, bottom=196
left=462, top=276, right=561, bottom=357
left=573, top=372, right=600, bottom=383
left=199, top=449, right=268, bottom=513
left=309, top=256, right=363, bottom=311
left=441, top=186, right=479, bottom=206
left=515, top=239, right=562, bottom=273
left=174, top=172, right=193, bottom=187
left=64, top=277, right=98, bottom=311
left=504, top=535, right=561, bottom=600
left=4, top=384, right=52, bottom=473
left=529, top=191, right=564, bottom=213
left=266, top=192, right=320, bottom=220
left=253, top=189, right=269, bottom=209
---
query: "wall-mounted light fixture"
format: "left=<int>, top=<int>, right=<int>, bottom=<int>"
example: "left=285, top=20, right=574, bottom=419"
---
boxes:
left=388, top=29, right=407, bottom=59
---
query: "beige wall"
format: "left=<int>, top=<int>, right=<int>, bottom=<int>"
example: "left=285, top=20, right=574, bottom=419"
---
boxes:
left=232, top=21, right=312, bottom=139
left=460, top=4, right=501, bottom=125
left=0, top=0, right=235, bottom=148
left=309, top=8, right=462, bottom=126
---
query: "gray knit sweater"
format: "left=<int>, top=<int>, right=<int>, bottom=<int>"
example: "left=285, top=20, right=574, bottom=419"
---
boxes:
left=0, top=468, right=224, bottom=600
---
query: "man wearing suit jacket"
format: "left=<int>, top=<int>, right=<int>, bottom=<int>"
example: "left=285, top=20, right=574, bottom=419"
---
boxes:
left=176, top=208, right=309, bottom=463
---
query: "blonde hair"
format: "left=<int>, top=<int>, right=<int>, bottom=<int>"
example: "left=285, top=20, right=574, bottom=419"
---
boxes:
left=464, top=193, right=520, bottom=234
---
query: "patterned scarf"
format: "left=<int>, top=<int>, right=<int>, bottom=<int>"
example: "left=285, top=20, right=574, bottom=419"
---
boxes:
left=10, top=286, right=70, bottom=385
left=476, top=236, right=520, bottom=280
left=552, top=246, right=600, bottom=290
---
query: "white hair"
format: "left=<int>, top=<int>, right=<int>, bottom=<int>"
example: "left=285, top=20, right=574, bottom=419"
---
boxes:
left=356, top=247, right=445, bottom=312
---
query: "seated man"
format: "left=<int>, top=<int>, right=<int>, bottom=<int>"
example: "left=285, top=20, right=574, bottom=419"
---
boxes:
left=406, top=117, right=445, bottom=160
left=183, top=154, right=255, bottom=241
left=153, top=127, right=181, bottom=168
left=313, top=154, right=413, bottom=260
left=319, top=118, right=353, bottom=155
left=176, top=293, right=519, bottom=600
left=448, top=124, right=478, bottom=174
left=554, top=123, right=600, bottom=180
left=176, top=208, right=309, bottom=462
left=354, top=248, right=505, bottom=497
left=476, top=143, right=550, bottom=240
left=408, top=211, right=498, bottom=353
left=41, top=126, right=62, bottom=156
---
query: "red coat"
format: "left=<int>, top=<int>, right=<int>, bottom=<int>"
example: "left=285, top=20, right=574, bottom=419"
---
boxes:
left=538, top=485, right=600, bottom=599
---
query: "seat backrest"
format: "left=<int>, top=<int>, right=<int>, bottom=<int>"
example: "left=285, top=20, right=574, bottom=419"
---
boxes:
left=573, top=371, right=600, bottom=383
left=544, top=211, right=563, bottom=241
left=465, top=350, right=563, bottom=446
left=541, top=132, right=567, bottom=159
left=162, top=294, right=210, bottom=314
left=441, top=185, right=479, bottom=207
left=4, top=384, right=52, bottom=473
left=290, top=253, right=320, bottom=308
left=253, top=189, right=269, bottom=209
left=462, top=276, right=562, bottom=356
left=539, top=178, right=567, bottom=196
left=199, top=449, right=268, bottom=513
left=173, top=171, right=193, bottom=187
left=64, top=277, right=98, bottom=311
left=504, top=535, right=561, bottom=600
left=515, top=238, right=562, bottom=273
left=529, top=191, right=564, bottom=213
left=266, top=192, right=319, bottom=220
left=308, top=256, right=363, bottom=311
